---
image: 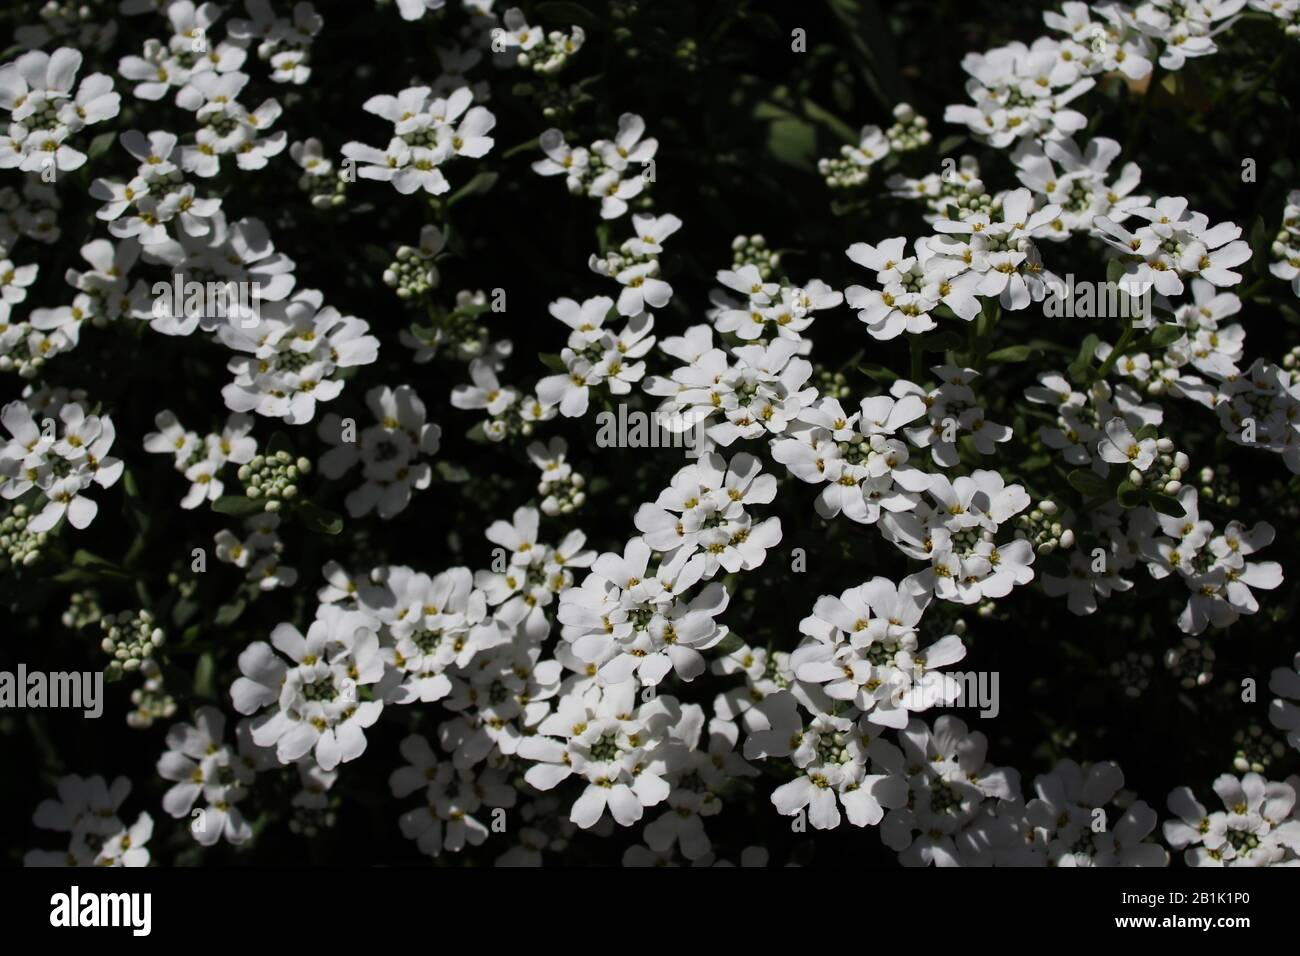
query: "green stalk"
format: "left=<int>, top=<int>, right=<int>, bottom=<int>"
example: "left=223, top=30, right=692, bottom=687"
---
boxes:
left=1095, top=323, right=1138, bottom=381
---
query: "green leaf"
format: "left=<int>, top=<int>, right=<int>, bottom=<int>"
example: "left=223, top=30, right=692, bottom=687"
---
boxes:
left=1067, top=470, right=1109, bottom=498
left=1250, top=215, right=1271, bottom=277
left=1148, top=492, right=1186, bottom=518
left=714, top=633, right=745, bottom=655
left=830, top=197, right=868, bottom=217
left=1077, top=334, right=1100, bottom=363
left=171, top=599, right=199, bottom=628
left=194, top=652, right=215, bottom=698
left=71, top=550, right=128, bottom=578
left=212, top=495, right=265, bottom=517
left=937, top=135, right=966, bottom=156
left=1150, top=324, right=1184, bottom=348
left=1105, top=259, right=1127, bottom=285
left=985, top=345, right=1042, bottom=363
left=363, top=244, right=391, bottom=267
left=798, top=96, right=860, bottom=145
left=88, top=131, right=116, bottom=161
left=215, top=599, right=247, bottom=627
left=765, top=113, right=817, bottom=170
left=1116, top=481, right=1142, bottom=509
left=436, top=461, right=471, bottom=483
left=538, top=352, right=567, bottom=373
left=447, top=171, right=499, bottom=207
left=297, top=500, right=343, bottom=535
left=502, top=137, right=540, bottom=159
left=857, top=362, right=898, bottom=383
left=1135, top=423, right=1159, bottom=441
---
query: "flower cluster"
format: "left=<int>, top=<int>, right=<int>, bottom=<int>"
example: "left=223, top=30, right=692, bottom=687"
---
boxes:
left=11, top=0, right=1300, bottom=876
left=532, top=113, right=657, bottom=219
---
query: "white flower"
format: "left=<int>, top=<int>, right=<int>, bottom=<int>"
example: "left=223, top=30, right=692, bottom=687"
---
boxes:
left=559, top=535, right=730, bottom=685
left=536, top=310, right=654, bottom=417
left=317, top=385, right=441, bottom=519
left=231, top=604, right=387, bottom=771
left=1270, top=652, right=1300, bottom=752
left=882, top=716, right=1020, bottom=866
left=633, top=451, right=781, bottom=577
left=517, top=683, right=686, bottom=829
left=24, top=774, right=152, bottom=867
left=219, top=289, right=379, bottom=424
left=342, top=85, right=494, bottom=196
left=792, top=573, right=966, bottom=727
left=364, top=566, right=508, bottom=705
left=1026, top=758, right=1167, bottom=866
left=644, top=330, right=815, bottom=445
left=1096, top=416, right=1157, bottom=470
left=929, top=187, right=1062, bottom=311
left=743, top=693, right=908, bottom=830
left=157, top=707, right=274, bottom=846
left=0, top=47, right=120, bottom=172
left=390, top=734, right=515, bottom=857
left=1164, top=774, right=1300, bottom=866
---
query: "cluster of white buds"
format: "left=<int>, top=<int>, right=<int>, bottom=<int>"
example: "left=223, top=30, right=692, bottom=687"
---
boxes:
left=527, top=438, right=585, bottom=516
left=385, top=245, right=440, bottom=299
left=238, top=451, right=312, bottom=512
left=1163, top=635, right=1215, bottom=690
left=61, top=589, right=103, bottom=630
left=884, top=102, right=930, bottom=152
left=100, top=609, right=165, bottom=679
left=1269, top=189, right=1300, bottom=296
left=813, top=367, right=853, bottom=402
left=1232, top=723, right=1288, bottom=775
left=1132, top=439, right=1189, bottom=494
left=290, top=139, right=346, bottom=210
left=517, top=28, right=586, bottom=75
left=0, top=502, right=46, bottom=570
left=288, top=779, right=338, bottom=838
left=818, top=150, right=873, bottom=190
left=0, top=316, right=51, bottom=378
left=385, top=225, right=445, bottom=301
left=1109, top=650, right=1155, bottom=699
left=819, top=121, right=894, bottom=190
left=886, top=155, right=994, bottom=223
left=730, top=234, right=780, bottom=280
left=540, top=470, right=585, bottom=516
left=1013, top=499, right=1075, bottom=555
left=1196, top=463, right=1241, bottom=510
left=214, top=513, right=298, bottom=591
left=126, top=659, right=177, bottom=730
left=16, top=1, right=115, bottom=51
left=938, top=178, right=997, bottom=222
left=401, top=289, right=504, bottom=365
left=589, top=245, right=655, bottom=282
